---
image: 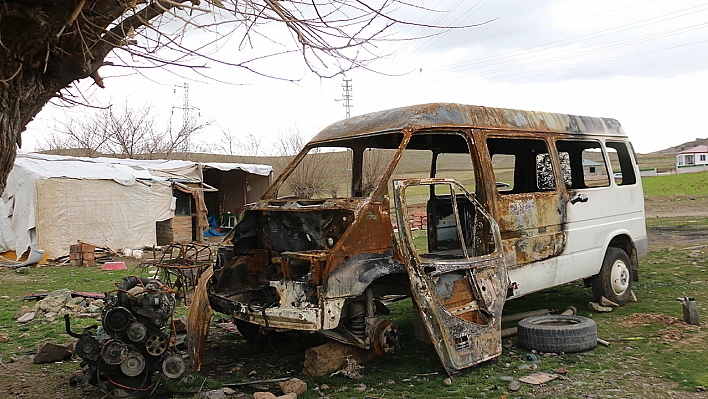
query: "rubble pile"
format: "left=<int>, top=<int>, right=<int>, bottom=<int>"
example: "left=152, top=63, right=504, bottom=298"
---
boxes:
left=14, top=288, right=105, bottom=324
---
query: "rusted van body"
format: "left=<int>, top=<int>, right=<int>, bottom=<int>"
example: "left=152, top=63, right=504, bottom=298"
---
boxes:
left=205, top=103, right=647, bottom=375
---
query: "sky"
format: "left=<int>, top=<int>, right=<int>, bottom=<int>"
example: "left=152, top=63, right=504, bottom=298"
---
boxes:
left=20, top=0, right=708, bottom=155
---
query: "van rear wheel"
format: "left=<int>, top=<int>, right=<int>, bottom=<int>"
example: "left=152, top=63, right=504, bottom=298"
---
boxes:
left=592, top=247, right=632, bottom=305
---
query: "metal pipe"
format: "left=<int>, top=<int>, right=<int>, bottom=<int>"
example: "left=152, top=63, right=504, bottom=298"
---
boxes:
left=501, top=327, right=517, bottom=338
left=501, top=309, right=550, bottom=323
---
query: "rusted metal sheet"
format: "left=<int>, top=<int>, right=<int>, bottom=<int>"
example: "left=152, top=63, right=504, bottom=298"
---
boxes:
left=495, top=192, right=567, bottom=266
left=312, top=103, right=625, bottom=143
left=188, top=265, right=214, bottom=373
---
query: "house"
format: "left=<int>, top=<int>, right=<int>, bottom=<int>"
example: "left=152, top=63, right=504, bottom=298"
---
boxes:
left=676, top=145, right=708, bottom=174
left=582, top=158, right=604, bottom=176
left=0, top=153, right=272, bottom=260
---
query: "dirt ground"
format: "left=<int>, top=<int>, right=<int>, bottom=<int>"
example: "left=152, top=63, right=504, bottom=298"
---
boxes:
left=1, top=201, right=707, bottom=399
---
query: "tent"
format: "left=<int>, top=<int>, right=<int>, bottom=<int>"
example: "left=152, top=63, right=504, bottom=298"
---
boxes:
left=0, top=153, right=272, bottom=260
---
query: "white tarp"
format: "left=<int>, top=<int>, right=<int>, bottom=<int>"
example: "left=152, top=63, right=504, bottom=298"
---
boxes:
left=0, top=154, right=273, bottom=259
left=203, top=162, right=273, bottom=176
left=0, top=154, right=173, bottom=259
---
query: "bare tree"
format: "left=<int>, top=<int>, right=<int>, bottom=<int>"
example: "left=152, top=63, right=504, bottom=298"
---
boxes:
left=0, top=0, right=483, bottom=193
left=362, top=148, right=393, bottom=196
left=275, top=127, right=338, bottom=199
left=38, top=103, right=209, bottom=159
left=217, top=129, right=262, bottom=163
left=41, top=111, right=111, bottom=157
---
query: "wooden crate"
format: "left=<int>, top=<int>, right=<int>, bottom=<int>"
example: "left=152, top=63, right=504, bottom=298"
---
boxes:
left=156, top=216, right=193, bottom=245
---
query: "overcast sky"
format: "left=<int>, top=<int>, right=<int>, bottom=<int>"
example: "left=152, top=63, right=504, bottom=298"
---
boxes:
left=21, top=0, right=708, bottom=155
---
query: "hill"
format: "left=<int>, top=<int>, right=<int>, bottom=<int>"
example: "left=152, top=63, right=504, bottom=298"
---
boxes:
left=654, top=138, right=708, bottom=156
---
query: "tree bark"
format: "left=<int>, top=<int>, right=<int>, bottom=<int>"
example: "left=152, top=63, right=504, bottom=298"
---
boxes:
left=0, top=0, right=187, bottom=195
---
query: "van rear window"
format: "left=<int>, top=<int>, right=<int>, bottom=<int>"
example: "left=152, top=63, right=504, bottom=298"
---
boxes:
left=487, top=137, right=556, bottom=193
left=556, top=140, right=610, bottom=189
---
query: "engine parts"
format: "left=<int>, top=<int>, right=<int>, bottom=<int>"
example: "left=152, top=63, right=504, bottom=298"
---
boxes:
left=66, top=276, right=186, bottom=398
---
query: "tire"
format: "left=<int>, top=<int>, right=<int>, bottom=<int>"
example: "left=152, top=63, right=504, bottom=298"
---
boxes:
left=517, top=315, right=597, bottom=353
left=592, top=247, right=633, bottom=305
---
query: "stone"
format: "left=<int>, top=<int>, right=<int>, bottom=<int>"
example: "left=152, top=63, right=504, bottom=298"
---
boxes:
left=15, top=267, right=28, bottom=274
left=508, top=380, right=521, bottom=391
left=253, top=392, right=276, bottom=399
left=276, top=394, right=296, bottom=399
left=599, top=296, right=619, bottom=307
left=200, top=390, right=227, bottom=399
left=34, top=289, right=72, bottom=314
left=173, top=316, right=188, bottom=333
left=222, top=387, right=238, bottom=395
left=302, top=340, right=377, bottom=377
left=33, top=341, right=76, bottom=364
left=353, top=384, right=367, bottom=392
left=385, top=380, right=395, bottom=386
left=0, top=333, right=9, bottom=342
left=320, top=384, right=329, bottom=390
left=517, top=363, right=538, bottom=371
left=499, top=376, right=515, bottom=382
left=696, top=386, right=706, bottom=392
left=587, top=302, right=613, bottom=313
left=279, top=378, right=307, bottom=395
left=443, top=378, right=452, bottom=386
left=629, top=290, right=638, bottom=302
left=14, top=305, right=32, bottom=319
left=248, top=370, right=258, bottom=377
left=17, top=312, right=35, bottom=323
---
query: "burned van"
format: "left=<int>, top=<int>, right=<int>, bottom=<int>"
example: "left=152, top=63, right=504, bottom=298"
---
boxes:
left=198, top=103, right=647, bottom=375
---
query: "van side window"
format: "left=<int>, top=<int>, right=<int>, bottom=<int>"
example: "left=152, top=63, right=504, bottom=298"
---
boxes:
left=605, top=141, right=637, bottom=186
left=487, top=138, right=556, bottom=193
left=555, top=140, right=609, bottom=189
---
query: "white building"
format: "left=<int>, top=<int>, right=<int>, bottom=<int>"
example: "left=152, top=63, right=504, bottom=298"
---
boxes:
left=676, top=145, right=708, bottom=174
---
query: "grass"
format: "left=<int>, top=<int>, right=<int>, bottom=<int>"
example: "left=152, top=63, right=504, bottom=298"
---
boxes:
left=642, top=171, right=708, bottom=197
left=2, top=232, right=706, bottom=398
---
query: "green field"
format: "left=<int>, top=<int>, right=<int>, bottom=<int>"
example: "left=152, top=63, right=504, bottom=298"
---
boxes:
left=641, top=172, right=708, bottom=197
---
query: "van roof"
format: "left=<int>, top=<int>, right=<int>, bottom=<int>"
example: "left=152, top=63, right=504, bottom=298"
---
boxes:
left=312, top=103, right=625, bottom=143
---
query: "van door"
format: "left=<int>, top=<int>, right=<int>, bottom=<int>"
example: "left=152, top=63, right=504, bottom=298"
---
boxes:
left=393, top=178, right=507, bottom=375
left=556, top=139, right=645, bottom=299
left=485, top=136, right=566, bottom=270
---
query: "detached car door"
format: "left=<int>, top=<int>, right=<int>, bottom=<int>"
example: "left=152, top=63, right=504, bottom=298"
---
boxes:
left=393, top=178, right=508, bottom=375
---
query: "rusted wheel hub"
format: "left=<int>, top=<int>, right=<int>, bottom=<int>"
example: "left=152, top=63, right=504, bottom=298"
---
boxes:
left=372, top=319, right=398, bottom=355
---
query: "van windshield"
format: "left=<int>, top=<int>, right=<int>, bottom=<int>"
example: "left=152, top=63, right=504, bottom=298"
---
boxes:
left=275, top=130, right=475, bottom=201
left=275, top=133, right=404, bottom=199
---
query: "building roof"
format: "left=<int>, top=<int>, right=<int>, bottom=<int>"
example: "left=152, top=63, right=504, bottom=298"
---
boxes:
left=7, top=153, right=272, bottom=189
left=679, top=145, right=708, bottom=154
left=582, top=158, right=603, bottom=166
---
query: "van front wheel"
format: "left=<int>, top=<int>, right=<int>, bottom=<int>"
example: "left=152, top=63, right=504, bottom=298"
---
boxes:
left=592, top=247, right=632, bottom=305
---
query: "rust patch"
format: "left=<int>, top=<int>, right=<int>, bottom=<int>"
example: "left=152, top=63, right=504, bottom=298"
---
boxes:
left=188, top=265, right=214, bottom=373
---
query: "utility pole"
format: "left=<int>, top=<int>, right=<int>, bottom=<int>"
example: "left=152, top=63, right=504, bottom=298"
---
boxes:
left=334, top=78, right=353, bottom=119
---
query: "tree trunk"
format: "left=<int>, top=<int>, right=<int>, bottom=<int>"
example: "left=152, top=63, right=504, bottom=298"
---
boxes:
left=0, top=0, right=187, bottom=195
left=0, top=69, right=52, bottom=194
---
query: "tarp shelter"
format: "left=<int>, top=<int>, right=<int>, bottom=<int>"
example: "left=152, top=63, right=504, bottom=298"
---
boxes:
left=0, top=153, right=273, bottom=259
